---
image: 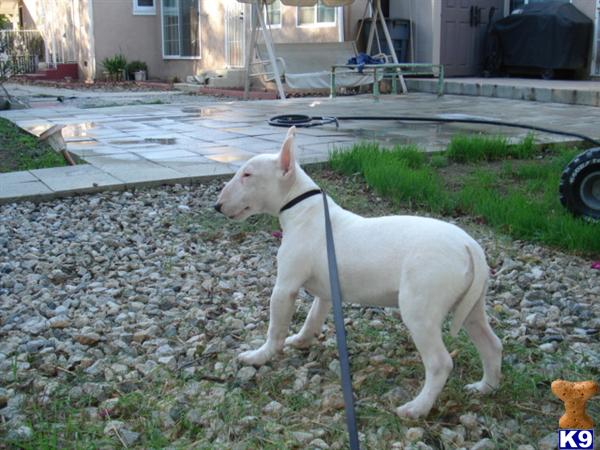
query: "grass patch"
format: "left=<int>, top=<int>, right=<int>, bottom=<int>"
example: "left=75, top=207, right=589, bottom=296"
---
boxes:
left=0, top=118, right=73, bottom=173
left=447, top=133, right=536, bottom=163
left=331, top=143, right=449, bottom=211
left=329, top=139, right=599, bottom=256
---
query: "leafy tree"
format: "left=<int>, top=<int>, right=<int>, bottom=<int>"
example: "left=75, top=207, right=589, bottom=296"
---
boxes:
left=0, top=14, right=12, bottom=30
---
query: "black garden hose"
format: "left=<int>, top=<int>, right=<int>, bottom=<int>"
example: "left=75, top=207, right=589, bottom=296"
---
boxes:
left=268, top=114, right=600, bottom=220
left=268, top=114, right=600, bottom=147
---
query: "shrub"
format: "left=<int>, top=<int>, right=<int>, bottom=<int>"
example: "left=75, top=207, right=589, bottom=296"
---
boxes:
left=126, top=60, right=148, bottom=78
left=101, top=54, right=127, bottom=80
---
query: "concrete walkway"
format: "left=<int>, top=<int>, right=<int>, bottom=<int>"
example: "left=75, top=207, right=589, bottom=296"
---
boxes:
left=2, top=92, right=600, bottom=204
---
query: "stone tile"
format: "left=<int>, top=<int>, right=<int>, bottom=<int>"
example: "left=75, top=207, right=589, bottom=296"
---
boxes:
left=222, top=126, right=283, bottom=137
left=0, top=170, right=38, bottom=183
left=84, top=154, right=187, bottom=184
left=0, top=179, right=53, bottom=202
left=159, top=159, right=236, bottom=177
left=29, top=164, right=124, bottom=192
left=68, top=145, right=133, bottom=158
left=204, top=149, right=254, bottom=166
left=134, top=149, right=199, bottom=161
left=213, top=137, right=280, bottom=152
left=188, top=145, right=244, bottom=156
left=65, top=140, right=101, bottom=151
left=19, top=122, right=54, bottom=137
left=181, top=128, right=247, bottom=142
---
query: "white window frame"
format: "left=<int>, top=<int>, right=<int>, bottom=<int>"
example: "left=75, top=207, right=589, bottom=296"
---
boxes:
left=133, top=0, right=156, bottom=15
left=264, top=0, right=282, bottom=29
left=296, top=3, right=337, bottom=28
left=160, top=0, right=202, bottom=60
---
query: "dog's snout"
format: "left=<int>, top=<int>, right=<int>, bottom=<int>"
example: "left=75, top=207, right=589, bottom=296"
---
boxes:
left=214, top=202, right=223, bottom=213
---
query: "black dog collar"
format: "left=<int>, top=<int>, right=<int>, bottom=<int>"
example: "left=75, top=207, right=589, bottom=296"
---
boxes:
left=279, top=189, right=322, bottom=213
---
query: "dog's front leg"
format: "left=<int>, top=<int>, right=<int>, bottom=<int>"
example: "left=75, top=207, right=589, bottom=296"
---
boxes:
left=239, top=285, right=298, bottom=366
left=285, top=297, right=331, bottom=349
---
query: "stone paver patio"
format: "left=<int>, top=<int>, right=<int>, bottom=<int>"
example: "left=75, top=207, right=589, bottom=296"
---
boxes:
left=1, top=92, right=600, bottom=204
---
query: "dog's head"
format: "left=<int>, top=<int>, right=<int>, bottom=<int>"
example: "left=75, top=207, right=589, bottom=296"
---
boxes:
left=214, top=126, right=298, bottom=219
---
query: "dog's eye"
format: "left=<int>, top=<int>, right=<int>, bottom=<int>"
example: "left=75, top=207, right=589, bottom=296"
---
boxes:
left=242, top=173, right=251, bottom=178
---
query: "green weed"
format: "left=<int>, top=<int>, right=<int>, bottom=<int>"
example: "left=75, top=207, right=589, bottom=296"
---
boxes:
left=329, top=138, right=599, bottom=256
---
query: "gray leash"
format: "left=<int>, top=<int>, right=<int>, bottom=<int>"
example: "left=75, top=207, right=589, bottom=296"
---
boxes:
left=322, top=191, right=360, bottom=450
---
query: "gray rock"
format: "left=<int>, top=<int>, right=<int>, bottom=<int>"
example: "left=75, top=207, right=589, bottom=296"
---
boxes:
left=236, top=366, right=256, bottom=383
left=405, top=427, right=424, bottom=442
left=7, top=425, right=33, bottom=441
left=538, top=432, right=558, bottom=450
left=459, top=413, right=479, bottom=429
left=119, top=428, right=140, bottom=446
left=471, top=438, right=495, bottom=450
left=309, top=438, right=330, bottom=449
left=440, top=427, right=464, bottom=447
left=49, top=316, right=70, bottom=329
left=262, top=400, right=283, bottom=415
left=74, top=332, right=101, bottom=346
left=292, top=431, right=314, bottom=443
left=21, top=317, right=48, bottom=335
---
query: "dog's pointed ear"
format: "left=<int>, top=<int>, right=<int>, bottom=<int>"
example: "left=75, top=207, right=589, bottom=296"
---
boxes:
left=279, top=126, right=296, bottom=176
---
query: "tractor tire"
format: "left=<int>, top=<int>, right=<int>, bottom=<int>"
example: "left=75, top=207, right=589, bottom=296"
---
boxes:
left=559, top=147, right=600, bottom=221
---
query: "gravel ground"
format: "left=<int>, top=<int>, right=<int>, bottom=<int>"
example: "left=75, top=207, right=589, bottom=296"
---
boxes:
left=0, top=175, right=598, bottom=449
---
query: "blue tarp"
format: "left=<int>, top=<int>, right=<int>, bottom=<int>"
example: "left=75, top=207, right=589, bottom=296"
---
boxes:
left=346, top=53, right=385, bottom=73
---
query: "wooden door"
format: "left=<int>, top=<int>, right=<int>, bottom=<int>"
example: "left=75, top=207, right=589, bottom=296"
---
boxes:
left=441, top=0, right=504, bottom=76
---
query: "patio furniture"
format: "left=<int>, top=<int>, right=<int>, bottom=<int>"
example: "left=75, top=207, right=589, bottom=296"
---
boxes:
left=251, top=41, right=385, bottom=90
left=240, top=0, right=403, bottom=99
left=330, top=63, right=445, bottom=99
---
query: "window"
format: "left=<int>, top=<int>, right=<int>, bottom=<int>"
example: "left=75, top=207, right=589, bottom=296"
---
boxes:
left=266, top=1, right=281, bottom=27
left=133, top=0, right=156, bottom=15
left=161, top=0, right=201, bottom=58
left=298, top=1, right=336, bottom=27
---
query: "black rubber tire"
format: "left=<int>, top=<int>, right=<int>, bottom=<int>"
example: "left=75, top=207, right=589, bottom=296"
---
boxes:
left=559, top=147, right=600, bottom=221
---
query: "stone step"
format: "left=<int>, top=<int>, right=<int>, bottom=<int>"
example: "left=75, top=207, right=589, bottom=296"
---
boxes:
left=406, top=78, right=600, bottom=107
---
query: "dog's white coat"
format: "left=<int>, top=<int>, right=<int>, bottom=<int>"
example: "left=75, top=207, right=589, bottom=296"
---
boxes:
left=215, top=127, right=502, bottom=418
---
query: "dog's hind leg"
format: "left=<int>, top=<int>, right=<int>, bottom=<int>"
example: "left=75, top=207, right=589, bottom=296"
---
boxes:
left=462, top=298, right=502, bottom=394
left=285, top=297, right=331, bottom=349
left=396, top=291, right=453, bottom=419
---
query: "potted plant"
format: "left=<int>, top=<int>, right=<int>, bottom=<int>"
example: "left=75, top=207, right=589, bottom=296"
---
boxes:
left=127, top=60, right=148, bottom=81
left=101, top=54, right=127, bottom=81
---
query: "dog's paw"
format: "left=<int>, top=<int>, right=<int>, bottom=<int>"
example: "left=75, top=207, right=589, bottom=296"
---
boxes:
left=284, top=333, right=313, bottom=349
left=238, top=348, right=271, bottom=366
left=465, top=380, right=495, bottom=395
left=395, top=400, right=431, bottom=419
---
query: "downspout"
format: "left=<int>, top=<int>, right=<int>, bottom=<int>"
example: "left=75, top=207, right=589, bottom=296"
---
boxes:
left=338, top=6, right=344, bottom=42
left=87, top=0, right=96, bottom=81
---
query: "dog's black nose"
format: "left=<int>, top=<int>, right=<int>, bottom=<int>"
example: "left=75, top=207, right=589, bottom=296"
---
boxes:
left=214, top=203, right=223, bottom=213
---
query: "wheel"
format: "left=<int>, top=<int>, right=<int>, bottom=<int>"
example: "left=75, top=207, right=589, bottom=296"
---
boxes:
left=559, top=147, right=600, bottom=221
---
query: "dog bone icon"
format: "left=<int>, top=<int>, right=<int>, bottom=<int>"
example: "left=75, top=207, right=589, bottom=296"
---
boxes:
left=551, top=379, right=599, bottom=429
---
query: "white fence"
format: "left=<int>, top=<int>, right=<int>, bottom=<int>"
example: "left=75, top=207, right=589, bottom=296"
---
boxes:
left=0, top=30, right=45, bottom=76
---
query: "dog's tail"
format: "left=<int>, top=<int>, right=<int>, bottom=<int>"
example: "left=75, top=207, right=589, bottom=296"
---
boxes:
left=449, top=244, right=488, bottom=337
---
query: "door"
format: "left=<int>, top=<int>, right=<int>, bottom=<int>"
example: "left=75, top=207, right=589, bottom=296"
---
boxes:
left=441, top=0, right=504, bottom=76
left=225, top=0, right=245, bottom=68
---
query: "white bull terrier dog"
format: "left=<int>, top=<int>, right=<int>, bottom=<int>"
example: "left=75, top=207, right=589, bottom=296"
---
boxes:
left=214, top=127, right=502, bottom=418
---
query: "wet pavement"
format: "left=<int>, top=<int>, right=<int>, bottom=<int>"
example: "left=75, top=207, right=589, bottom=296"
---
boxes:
left=1, top=92, right=600, bottom=204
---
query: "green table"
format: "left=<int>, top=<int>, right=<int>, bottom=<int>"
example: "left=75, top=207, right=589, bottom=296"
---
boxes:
left=330, top=63, right=445, bottom=99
